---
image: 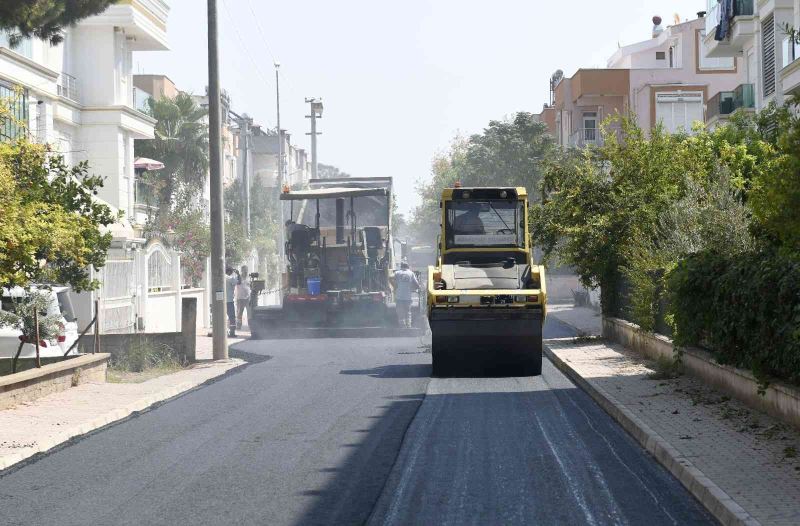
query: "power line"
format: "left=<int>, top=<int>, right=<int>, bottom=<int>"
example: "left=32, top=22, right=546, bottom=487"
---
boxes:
left=219, top=0, right=277, bottom=128
left=244, top=0, right=277, bottom=64
left=242, top=0, right=300, bottom=98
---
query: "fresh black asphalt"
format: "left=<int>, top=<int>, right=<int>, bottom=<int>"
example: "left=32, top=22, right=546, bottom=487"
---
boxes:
left=0, top=319, right=715, bottom=525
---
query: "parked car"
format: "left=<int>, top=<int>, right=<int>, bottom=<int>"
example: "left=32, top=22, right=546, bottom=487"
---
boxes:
left=0, top=286, right=80, bottom=360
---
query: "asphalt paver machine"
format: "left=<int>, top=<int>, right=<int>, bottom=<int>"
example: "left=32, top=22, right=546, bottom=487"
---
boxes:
left=250, top=178, right=402, bottom=337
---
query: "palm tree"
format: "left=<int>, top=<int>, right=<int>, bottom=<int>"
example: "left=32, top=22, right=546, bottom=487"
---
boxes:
left=135, top=92, right=209, bottom=210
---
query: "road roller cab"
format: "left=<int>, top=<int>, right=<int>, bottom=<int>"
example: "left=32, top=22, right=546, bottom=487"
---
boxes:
left=427, top=186, right=547, bottom=377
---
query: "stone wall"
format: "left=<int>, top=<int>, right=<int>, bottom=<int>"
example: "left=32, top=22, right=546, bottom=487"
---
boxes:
left=0, top=354, right=109, bottom=410
left=77, top=297, right=198, bottom=362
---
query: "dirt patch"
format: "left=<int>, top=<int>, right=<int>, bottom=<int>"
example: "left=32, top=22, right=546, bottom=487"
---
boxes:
left=107, top=365, right=183, bottom=384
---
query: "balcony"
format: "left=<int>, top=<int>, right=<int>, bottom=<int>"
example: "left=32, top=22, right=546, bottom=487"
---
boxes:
left=569, top=69, right=629, bottom=105
left=781, top=34, right=800, bottom=95
left=706, top=84, right=755, bottom=126
left=56, top=72, right=79, bottom=103
left=77, top=0, right=169, bottom=51
left=703, top=0, right=756, bottom=58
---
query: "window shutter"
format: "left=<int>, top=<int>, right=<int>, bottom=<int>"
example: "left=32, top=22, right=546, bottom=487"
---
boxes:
left=655, top=92, right=703, bottom=133
left=762, top=14, right=776, bottom=98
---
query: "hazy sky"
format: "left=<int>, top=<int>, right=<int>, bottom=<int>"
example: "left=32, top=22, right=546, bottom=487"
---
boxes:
left=136, top=0, right=708, bottom=215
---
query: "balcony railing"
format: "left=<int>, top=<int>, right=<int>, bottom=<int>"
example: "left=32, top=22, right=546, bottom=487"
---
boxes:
left=707, top=83, right=755, bottom=122
left=733, top=83, right=755, bottom=109
left=56, top=73, right=79, bottom=102
left=705, top=0, right=755, bottom=36
left=569, top=128, right=600, bottom=148
left=782, top=34, right=800, bottom=69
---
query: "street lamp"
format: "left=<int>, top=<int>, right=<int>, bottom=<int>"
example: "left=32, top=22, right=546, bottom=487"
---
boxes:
left=305, top=98, right=323, bottom=179
left=310, top=98, right=323, bottom=117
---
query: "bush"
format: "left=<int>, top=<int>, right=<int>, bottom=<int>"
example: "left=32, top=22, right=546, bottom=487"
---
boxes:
left=667, top=250, right=800, bottom=384
left=109, top=341, right=184, bottom=373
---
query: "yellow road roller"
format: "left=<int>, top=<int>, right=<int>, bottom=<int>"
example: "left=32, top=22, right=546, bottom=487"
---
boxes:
left=427, top=185, right=546, bottom=376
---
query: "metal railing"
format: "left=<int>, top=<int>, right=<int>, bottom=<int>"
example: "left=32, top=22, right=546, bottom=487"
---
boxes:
left=57, top=72, right=79, bottom=102
left=569, top=128, right=600, bottom=148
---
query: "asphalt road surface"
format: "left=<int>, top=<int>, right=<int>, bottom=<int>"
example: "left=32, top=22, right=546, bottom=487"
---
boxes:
left=0, top=319, right=714, bottom=525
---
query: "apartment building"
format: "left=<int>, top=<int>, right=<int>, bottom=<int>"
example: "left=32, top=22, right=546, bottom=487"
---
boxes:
left=251, top=128, right=310, bottom=188
left=132, top=73, right=179, bottom=112
left=536, top=15, right=748, bottom=145
left=703, top=0, right=800, bottom=116
left=0, top=2, right=186, bottom=334
left=0, top=1, right=169, bottom=229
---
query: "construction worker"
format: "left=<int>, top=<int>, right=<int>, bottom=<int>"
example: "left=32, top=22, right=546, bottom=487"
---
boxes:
left=225, top=266, right=239, bottom=337
left=393, top=259, right=420, bottom=328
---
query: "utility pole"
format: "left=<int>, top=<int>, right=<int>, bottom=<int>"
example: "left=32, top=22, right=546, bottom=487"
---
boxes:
left=305, top=98, right=323, bottom=179
left=207, top=0, right=227, bottom=359
left=275, top=63, right=284, bottom=186
left=275, top=63, right=286, bottom=284
left=239, top=116, right=251, bottom=236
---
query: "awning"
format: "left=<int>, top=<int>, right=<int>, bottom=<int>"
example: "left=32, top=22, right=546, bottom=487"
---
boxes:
left=134, top=157, right=165, bottom=171
left=280, top=187, right=389, bottom=201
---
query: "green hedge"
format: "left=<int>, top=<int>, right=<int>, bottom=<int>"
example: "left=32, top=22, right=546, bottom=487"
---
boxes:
left=667, top=250, right=800, bottom=384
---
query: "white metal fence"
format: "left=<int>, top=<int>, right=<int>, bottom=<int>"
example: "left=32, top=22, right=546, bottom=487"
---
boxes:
left=98, top=259, right=136, bottom=333
left=147, top=249, right=174, bottom=292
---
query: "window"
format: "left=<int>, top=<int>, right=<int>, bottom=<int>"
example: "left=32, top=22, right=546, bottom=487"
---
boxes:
left=0, top=30, right=32, bottom=58
left=656, top=51, right=666, bottom=60
left=0, top=81, right=28, bottom=142
left=445, top=200, right=525, bottom=249
left=697, top=30, right=735, bottom=70
left=762, top=14, right=775, bottom=98
left=655, top=91, right=704, bottom=134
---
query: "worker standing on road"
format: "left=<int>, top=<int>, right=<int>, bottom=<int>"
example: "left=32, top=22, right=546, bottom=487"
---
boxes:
left=235, top=265, right=251, bottom=330
left=393, top=260, right=420, bottom=328
left=225, top=266, right=238, bottom=337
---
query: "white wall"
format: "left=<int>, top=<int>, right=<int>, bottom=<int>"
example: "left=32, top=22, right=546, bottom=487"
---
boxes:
left=144, top=293, right=178, bottom=332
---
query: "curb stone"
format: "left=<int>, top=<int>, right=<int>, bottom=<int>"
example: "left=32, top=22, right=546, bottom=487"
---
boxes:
left=543, top=343, right=761, bottom=526
left=0, top=359, right=246, bottom=473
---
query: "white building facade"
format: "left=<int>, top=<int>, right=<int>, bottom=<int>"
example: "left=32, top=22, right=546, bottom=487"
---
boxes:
left=703, top=0, right=800, bottom=111
left=0, top=1, right=197, bottom=335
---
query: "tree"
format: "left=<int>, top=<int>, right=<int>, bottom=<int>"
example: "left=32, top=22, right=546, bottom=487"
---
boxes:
left=0, top=139, right=116, bottom=291
left=532, top=114, right=774, bottom=323
left=135, top=93, right=209, bottom=210
left=409, top=112, right=555, bottom=245
left=0, top=0, right=118, bottom=45
left=748, top=100, right=800, bottom=253
left=459, top=112, right=555, bottom=194
left=224, top=176, right=280, bottom=272
left=408, top=137, right=468, bottom=245
left=317, top=163, right=351, bottom=179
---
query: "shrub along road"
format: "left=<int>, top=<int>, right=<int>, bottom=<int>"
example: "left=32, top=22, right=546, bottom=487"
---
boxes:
left=0, top=320, right=712, bottom=525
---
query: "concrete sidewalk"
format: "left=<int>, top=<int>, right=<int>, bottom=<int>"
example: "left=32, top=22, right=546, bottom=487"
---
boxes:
left=548, top=302, right=602, bottom=336
left=546, top=338, right=800, bottom=526
left=0, top=336, right=246, bottom=472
